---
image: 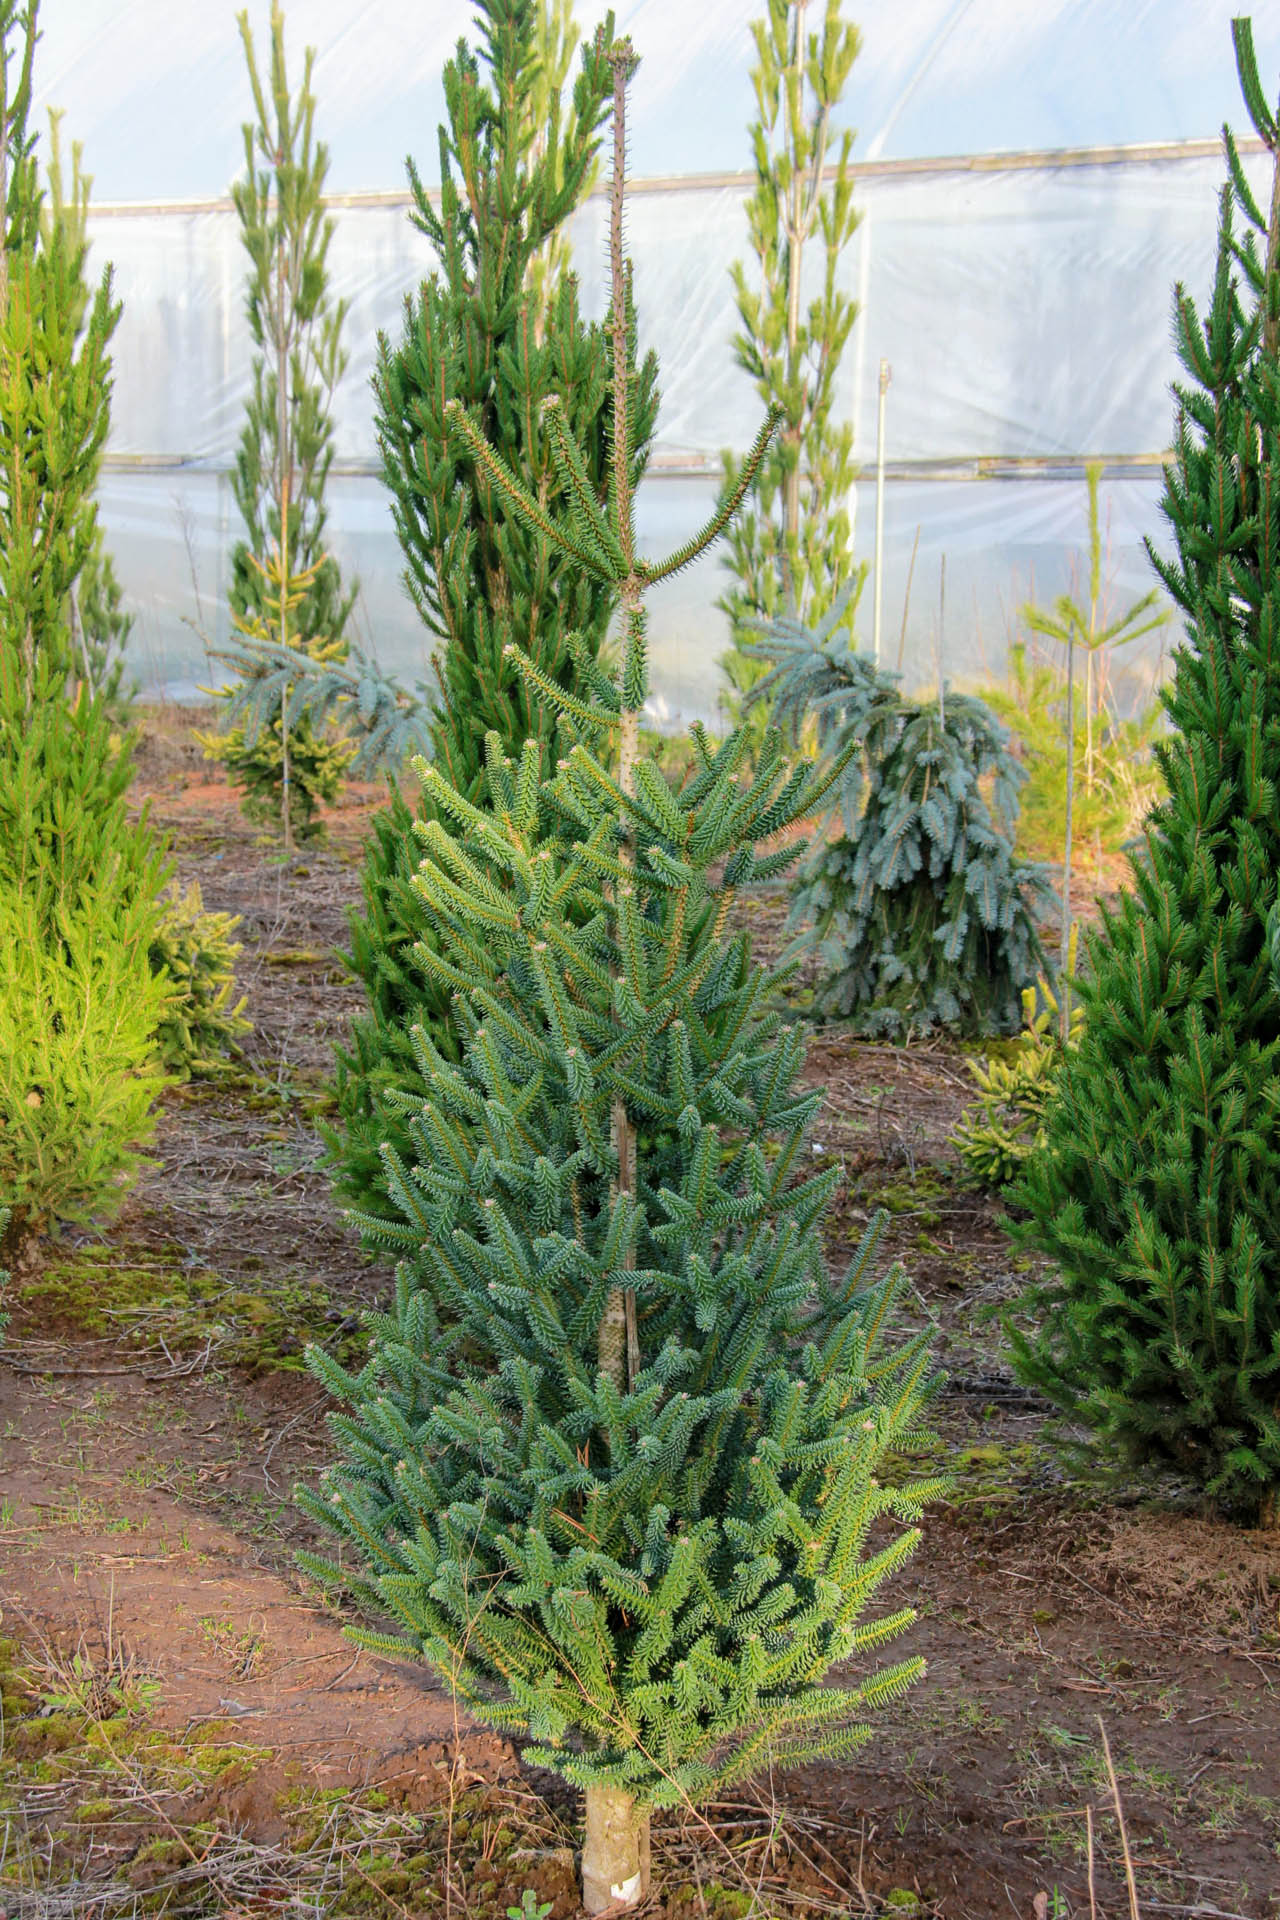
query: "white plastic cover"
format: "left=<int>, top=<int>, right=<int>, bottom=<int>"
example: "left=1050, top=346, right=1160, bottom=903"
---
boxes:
left=33, top=0, right=1272, bottom=719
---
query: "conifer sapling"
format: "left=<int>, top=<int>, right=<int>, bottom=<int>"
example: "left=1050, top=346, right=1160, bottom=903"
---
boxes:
left=754, top=599, right=1049, bottom=1036
left=718, top=0, right=863, bottom=736
left=205, top=2, right=356, bottom=849
left=301, top=35, right=944, bottom=1909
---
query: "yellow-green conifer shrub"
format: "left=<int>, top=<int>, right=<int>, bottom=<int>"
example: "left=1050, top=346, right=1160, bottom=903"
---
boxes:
left=0, top=889, right=171, bottom=1263
left=149, top=883, right=251, bottom=1080
left=0, top=0, right=173, bottom=1266
left=952, top=933, right=1084, bottom=1189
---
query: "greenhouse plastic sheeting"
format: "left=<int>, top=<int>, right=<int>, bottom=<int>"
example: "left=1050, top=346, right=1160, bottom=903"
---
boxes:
left=33, top=0, right=1269, bottom=718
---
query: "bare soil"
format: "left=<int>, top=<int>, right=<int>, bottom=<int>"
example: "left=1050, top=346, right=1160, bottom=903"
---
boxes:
left=2, top=710, right=1278, bottom=1920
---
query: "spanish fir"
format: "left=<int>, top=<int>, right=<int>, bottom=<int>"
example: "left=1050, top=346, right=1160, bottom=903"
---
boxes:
left=301, top=36, right=943, bottom=1910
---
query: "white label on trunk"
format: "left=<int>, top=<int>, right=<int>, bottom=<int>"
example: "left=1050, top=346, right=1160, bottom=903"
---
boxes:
left=611, top=1873, right=643, bottom=1901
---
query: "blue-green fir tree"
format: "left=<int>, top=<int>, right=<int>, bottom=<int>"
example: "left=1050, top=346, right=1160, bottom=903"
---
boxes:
left=300, top=38, right=944, bottom=1910
left=1011, top=17, right=1280, bottom=1527
left=754, top=600, right=1049, bottom=1036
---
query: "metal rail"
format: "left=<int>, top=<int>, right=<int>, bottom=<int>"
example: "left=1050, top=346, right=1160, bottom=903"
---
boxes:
left=83, top=134, right=1266, bottom=218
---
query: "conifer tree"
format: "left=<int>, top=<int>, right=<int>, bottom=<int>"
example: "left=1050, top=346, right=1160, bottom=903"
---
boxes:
left=301, top=39, right=943, bottom=1909
left=293, top=0, right=654, bottom=1218
left=229, top=3, right=353, bottom=653
left=0, top=0, right=116, bottom=700
left=206, top=2, right=356, bottom=846
left=718, top=0, right=862, bottom=725
left=40, top=111, right=135, bottom=711
left=0, top=0, right=173, bottom=1264
left=756, top=600, right=1049, bottom=1035
left=524, top=0, right=593, bottom=331
left=1011, top=16, right=1280, bottom=1526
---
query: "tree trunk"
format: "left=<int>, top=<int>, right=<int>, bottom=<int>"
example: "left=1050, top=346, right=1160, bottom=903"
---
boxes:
left=582, top=1788, right=651, bottom=1912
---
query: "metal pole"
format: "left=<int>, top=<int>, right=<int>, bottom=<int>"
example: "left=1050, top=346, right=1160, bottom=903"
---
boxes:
left=873, top=358, right=891, bottom=665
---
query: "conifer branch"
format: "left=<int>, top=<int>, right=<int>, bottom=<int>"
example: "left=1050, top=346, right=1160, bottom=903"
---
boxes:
left=445, top=398, right=618, bottom=581
left=542, top=395, right=628, bottom=572
left=641, top=405, right=784, bottom=585
left=502, top=639, right=620, bottom=732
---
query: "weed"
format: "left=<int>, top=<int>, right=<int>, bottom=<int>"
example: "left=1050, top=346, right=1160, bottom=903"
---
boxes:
left=507, top=1895, right=553, bottom=1920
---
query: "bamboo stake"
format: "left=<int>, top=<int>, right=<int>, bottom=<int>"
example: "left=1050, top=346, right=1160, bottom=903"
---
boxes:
left=896, top=522, right=920, bottom=673
left=276, top=138, right=293, bottom=858
left=872, top=358, right=890, bottom=665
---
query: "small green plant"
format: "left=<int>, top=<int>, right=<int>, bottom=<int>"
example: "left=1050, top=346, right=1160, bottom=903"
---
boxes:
left=149, top=882, right=251, bottom=1080
left=952, top=929, right=1085, bottom=1189
left=204, top=710, right=351, bottom=843
left=507, top=1894, right=552, bottom=1920
left=1022, top=462, right=1167, bottom=839
left=982, top=641, right=1168, bottom=867
left=37, top=1645, right=162, bottom=1721
left=201, top=549, right=355, bottom=844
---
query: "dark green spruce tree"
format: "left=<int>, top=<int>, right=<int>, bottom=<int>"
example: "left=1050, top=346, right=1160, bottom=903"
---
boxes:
left=300, top=37, right=944, bottom=1911
left=335, top=0, right=657, bottom=1217
left=1011, top=16, right=1280, bottom=1526
left=214, top=2, right=655, bottom=1213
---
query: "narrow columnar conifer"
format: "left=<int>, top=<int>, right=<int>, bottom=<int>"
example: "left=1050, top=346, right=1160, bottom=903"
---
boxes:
left=1011, top=16, right=1280, bottom=1527
left=335, top=0, right=656, bottom=1217
left=0, top=0, right=172, bottom=1263
left=206, top=2, right=356, bottom=846
left=0, top=0, right=117, bottom=702
left=718, top=0, right=863, bottom=730
left=38, top=111, right=135, bottom=710
left=301, top=36, right=944, bottom=1910
left=213, top=2, right=654, bottom=1215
